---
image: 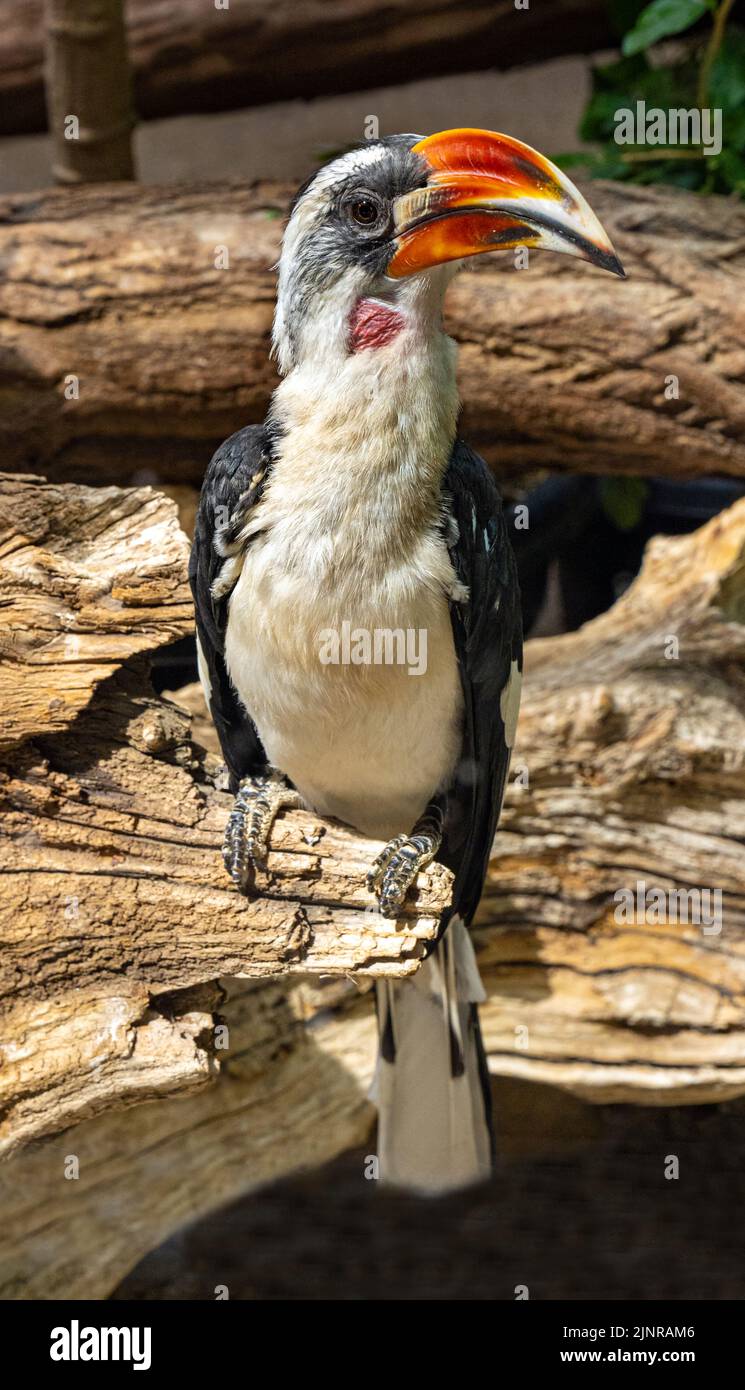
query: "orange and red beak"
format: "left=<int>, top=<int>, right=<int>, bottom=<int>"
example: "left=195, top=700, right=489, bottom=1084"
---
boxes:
left=388, top=128, right=624, bottom=279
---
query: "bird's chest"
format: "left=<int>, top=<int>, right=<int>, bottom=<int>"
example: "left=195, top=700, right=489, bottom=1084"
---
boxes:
left=223, top=500, right=464, bottom=838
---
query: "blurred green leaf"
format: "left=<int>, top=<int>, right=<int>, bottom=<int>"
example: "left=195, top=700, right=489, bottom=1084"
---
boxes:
left=622, top=0, right=708, bottom=55
left=711, top=147, right=745, bottom=194
left=608, top=0, right=654, bottom=38
left=554, top=149, right=631, bottom=179
left=552, top=151, right=592, bottom=167
left=570, top=8, right=742, bottom=195
left=710, top=26, right=745, bottom=111
left=579, top=52, right=697, bottom=144
left=600, top=478, right=649, bottom=532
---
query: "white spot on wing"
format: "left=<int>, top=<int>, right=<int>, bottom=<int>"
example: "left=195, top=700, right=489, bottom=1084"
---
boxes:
left=499, top=659, right=522, bottom=749
left=196, top=634, right=212, bottom=704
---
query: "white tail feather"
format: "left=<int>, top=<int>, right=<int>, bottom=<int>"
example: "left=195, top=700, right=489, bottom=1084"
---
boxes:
left=370, top=916, right=491, bottom=1192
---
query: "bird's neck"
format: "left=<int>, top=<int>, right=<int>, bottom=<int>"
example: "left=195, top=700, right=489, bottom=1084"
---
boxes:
left=266, top=328, right=460, bottom=569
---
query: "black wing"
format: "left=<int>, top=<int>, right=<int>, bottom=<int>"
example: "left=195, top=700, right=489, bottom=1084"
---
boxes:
left=440, top=438, right=523, bottom=925
left=189, top=425, right=272, bottom=790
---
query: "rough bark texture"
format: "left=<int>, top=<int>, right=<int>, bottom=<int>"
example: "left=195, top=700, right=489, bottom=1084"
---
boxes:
left=0, top=676, right=452, bottom=1156
left=477, top=500, right=745, bottom=1104
left=0, top=0, right=613, bottom=135
left=0, top=476, right=450, bottom=1155
left=1, top=179, right=743, bottom=486
left=0, top=474, right=190, bottom=749
left=0, top=974, right=379, bottom=1299
left=43, top=0, right=136, bottom=183
left=3, top=477, right=745, bottom=1297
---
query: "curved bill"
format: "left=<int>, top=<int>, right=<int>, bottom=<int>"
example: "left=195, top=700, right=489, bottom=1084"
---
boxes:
left=388, top=127, right=625, bottom=279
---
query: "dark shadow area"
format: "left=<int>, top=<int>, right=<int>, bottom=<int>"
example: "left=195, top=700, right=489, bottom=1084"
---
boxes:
left=508, top=475, right=745, bottom=635
left=113, top=1080, right=745, bottom=1301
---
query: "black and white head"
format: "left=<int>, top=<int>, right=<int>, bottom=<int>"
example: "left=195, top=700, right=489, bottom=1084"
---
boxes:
left=272, top=128, right=625, bottom=375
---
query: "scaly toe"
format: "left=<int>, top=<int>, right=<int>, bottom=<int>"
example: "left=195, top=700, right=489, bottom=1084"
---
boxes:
left=366, top=835, right=407, bottom=894
left=377, top=851, right=416, bottom=916
left=372, top=838, right=433, bottom=917
left=222, top=775, right=301, bottom=894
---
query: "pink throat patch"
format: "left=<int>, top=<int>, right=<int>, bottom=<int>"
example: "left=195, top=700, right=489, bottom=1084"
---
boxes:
left=348, top=298, right=405, bottom=353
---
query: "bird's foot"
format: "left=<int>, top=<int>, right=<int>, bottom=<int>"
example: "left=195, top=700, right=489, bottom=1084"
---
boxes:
left=222, top=773, right=301, bottom=892
left=366, top=803, right=444, bottom=918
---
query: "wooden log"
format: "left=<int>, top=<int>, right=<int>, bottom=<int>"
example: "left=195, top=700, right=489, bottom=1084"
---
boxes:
left=0, top=476, right=450, bottom=1155
left=477, top=498, right=745, bottom=1103
left=0, top=975, right=378, bottom=1299
left=1, top=179, right=743, bottom=486
left=0, top=668, right=453, bottom=1154
left=0, top=474, right=190, bottom=749
left=0, top=0, right=613, bottom=136
left=3, top=466, right=745, bottom=1161
left=2, top=478, right=745, bottom=1297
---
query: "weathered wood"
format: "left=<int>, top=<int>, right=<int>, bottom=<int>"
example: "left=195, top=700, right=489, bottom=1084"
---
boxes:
left=0, top=475, right=190, bottom=749
left=43, top=0, right=136, bottom=184
left=478, top=499, right=745, bottom=1103
left=2, top=480, right=745, bottom=1298
left=3, top=469, right=745, bottom=1166
left=0, top=669, right=450, bottom=1147
left=0, top=974, right=378, bottom=1299
left=0, top=0, right=613, bottom=136
left=1, top=179, right=743, bottom=486
left=0, top=478, right=450, bottom=1155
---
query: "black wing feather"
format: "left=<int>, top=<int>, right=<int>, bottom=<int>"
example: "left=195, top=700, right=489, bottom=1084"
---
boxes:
left=440, top=439, right=523, bottom=925
left=189, top=424, right=272, bottom=790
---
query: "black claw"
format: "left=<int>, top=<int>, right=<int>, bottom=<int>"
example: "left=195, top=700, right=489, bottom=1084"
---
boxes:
left=367, top=816, right=443, bottom=917
left=222, top=775, right=301, bottom=894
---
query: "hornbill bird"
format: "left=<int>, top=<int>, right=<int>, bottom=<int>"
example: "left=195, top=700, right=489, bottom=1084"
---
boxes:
left=190, top=128, right=624, bottom=1191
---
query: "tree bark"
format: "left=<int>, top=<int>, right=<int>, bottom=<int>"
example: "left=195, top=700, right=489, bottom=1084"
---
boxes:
left=3, top=467, right=745, bottom=1156
left=1, top=0, right=613, bottom=136
left=477, top=499, right=745, bottom=1104
left=43, top=0, right=136, bottom=183
left=0, top=669, right=450, bottom=1153
left=0, top=474, right=190, bottom=749
left=2, top=477, right=745, bottom=1299
left=1, top=179, right=743, bottom=487
left=0, top=477, right=450, bottom=1156
left=0, top=973, right=379, bottom=1299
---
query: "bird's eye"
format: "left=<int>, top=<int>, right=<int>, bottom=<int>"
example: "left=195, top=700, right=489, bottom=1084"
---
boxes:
left=351, top=197, right=379, bottom=225
left=340, top=190, right=388, bottom=235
